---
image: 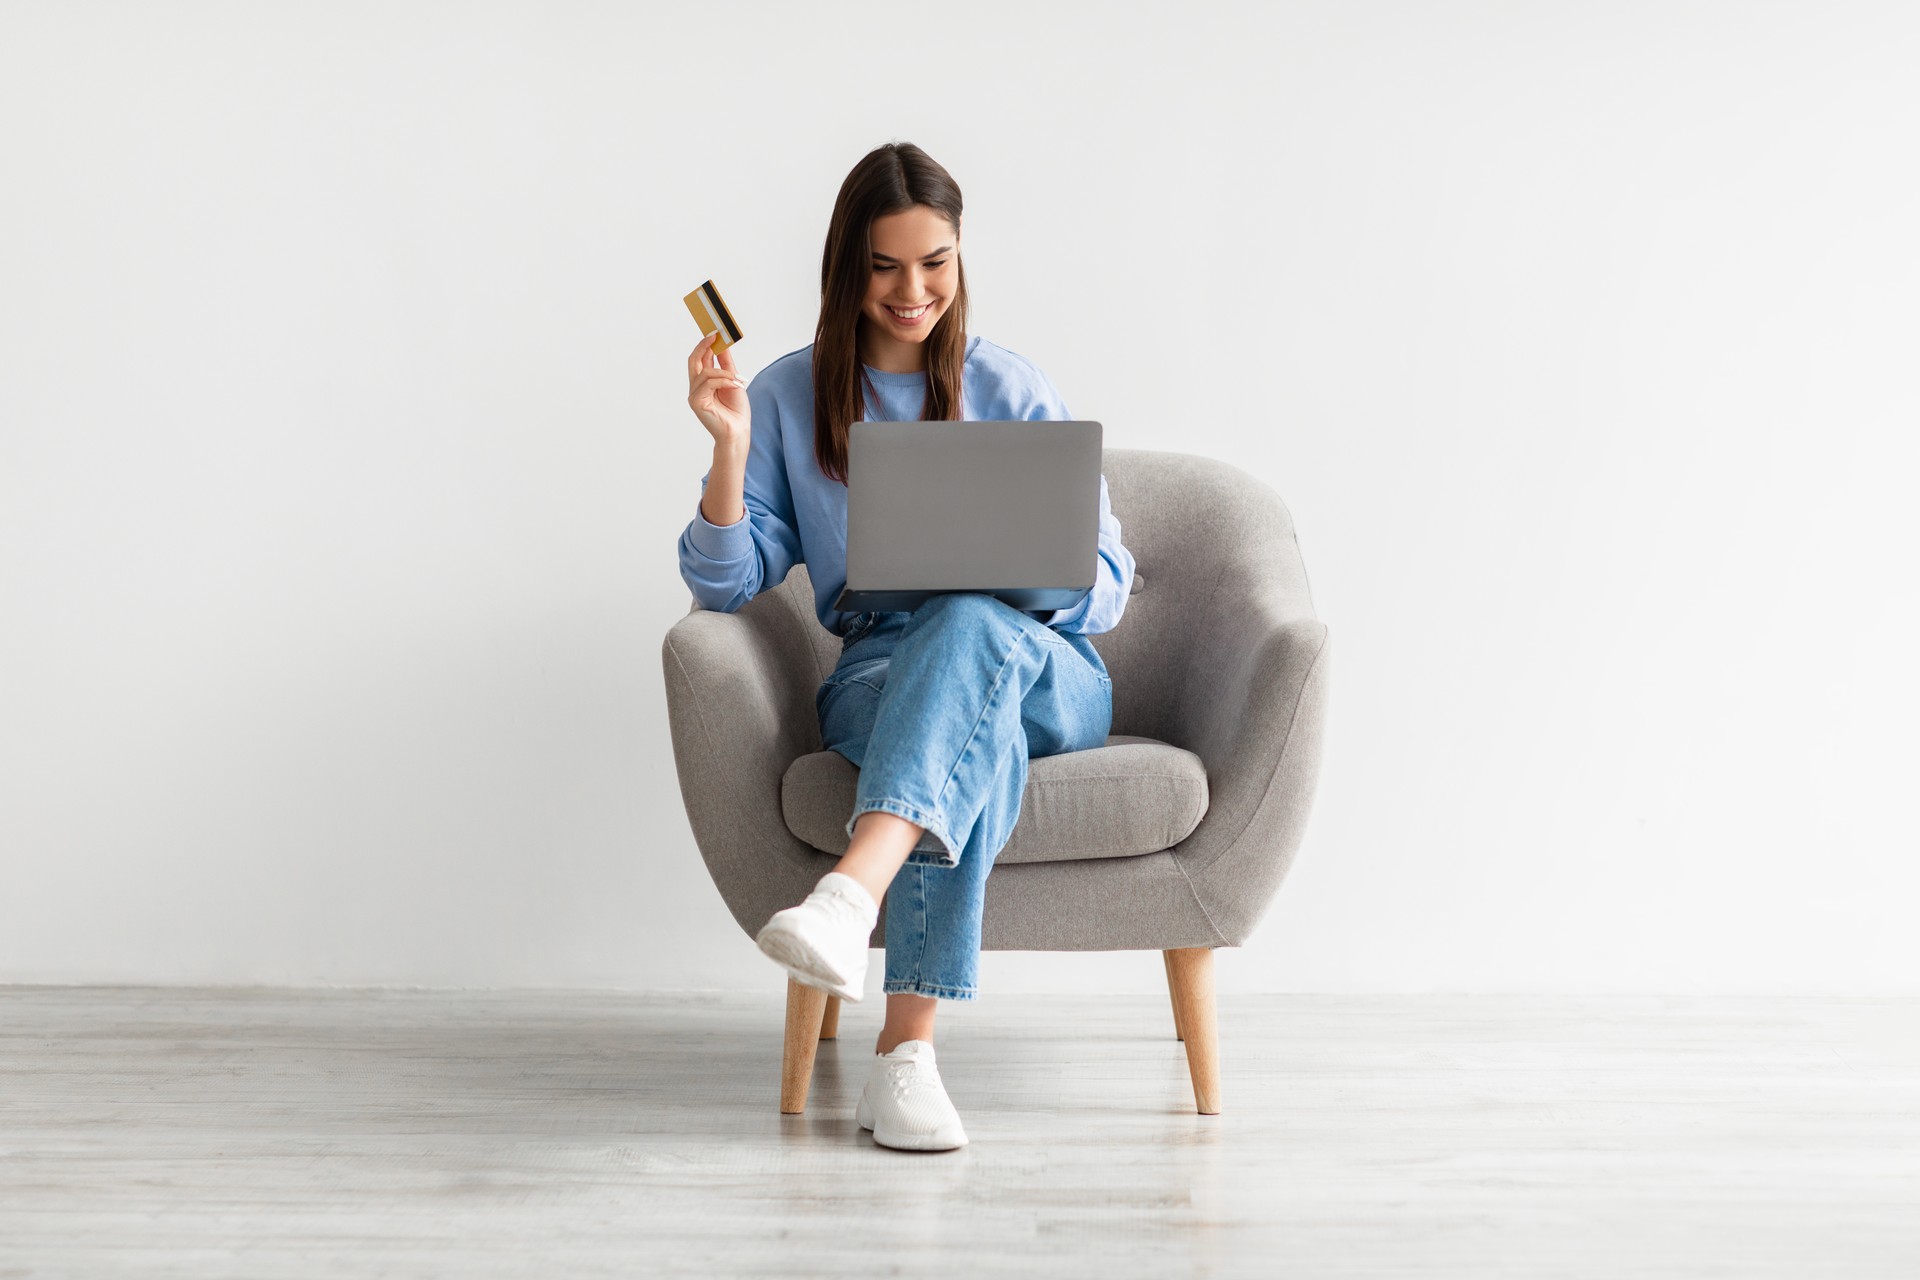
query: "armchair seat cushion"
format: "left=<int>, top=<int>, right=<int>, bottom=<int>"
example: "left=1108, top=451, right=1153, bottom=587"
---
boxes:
left=780, top=734, right=1209, bottom=865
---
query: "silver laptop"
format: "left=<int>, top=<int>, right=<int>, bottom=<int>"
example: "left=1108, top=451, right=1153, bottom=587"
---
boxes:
left=832, top=419, right=1104, bottom=613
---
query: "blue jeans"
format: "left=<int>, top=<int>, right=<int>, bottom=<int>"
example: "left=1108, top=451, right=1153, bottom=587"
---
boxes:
left=814, top=592, right=1114, bottom=1002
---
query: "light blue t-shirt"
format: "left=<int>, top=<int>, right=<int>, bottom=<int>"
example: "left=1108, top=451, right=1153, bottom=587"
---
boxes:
left=677, top=333, right=1135, bottom=638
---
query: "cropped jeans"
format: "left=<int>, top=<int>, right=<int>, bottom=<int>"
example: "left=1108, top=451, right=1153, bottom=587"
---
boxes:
left=814, top=591, right=1114, bottom=1001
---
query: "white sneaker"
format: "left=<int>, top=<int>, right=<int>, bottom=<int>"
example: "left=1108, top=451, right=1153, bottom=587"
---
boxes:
left=755, top=872, right=878, bottom=1002
left=856, top=1040, right=970, bottom=1151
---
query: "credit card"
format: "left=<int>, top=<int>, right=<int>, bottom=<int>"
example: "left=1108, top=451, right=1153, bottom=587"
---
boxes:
left=684, top=279, right=742, bottom=353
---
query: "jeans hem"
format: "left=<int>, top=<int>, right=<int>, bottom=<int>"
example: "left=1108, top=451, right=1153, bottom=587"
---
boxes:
left=882, top=980, right=978, bottom=1002
left=845, top=799, right=960, bottom=868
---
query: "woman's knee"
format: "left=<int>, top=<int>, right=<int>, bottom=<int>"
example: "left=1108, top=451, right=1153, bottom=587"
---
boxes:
left=916, top=591, right=1019, bottom=632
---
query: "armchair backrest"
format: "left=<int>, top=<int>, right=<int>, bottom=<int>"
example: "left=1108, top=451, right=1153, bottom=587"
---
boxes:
left=736, top=448, right=1319, bottom=743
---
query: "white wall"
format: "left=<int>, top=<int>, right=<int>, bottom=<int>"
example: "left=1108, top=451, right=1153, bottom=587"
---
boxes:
left=3, top=1, right=1915, bottom=996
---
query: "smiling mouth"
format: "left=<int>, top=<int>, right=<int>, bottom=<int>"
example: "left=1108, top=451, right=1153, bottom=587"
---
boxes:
left=885, top=303, right=934, bottom=319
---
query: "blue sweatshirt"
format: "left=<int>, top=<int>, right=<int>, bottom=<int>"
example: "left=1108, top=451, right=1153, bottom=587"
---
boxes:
left=677, top=333, right=1135, bottom=638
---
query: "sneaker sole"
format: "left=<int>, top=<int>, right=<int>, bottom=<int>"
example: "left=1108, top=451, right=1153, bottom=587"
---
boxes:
left=756, top=922, right=864, bottom=1002
left=857, top=1084, right=969, bottom=1151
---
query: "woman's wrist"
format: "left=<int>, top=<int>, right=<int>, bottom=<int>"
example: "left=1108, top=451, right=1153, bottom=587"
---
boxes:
left=701, top=438, right=750, bottom=527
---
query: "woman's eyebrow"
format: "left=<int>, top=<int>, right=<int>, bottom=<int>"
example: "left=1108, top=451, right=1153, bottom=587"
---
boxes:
left=871, top=246, right=953, bottom=262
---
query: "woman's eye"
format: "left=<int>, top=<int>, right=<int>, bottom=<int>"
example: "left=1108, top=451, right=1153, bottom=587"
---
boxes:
left=872, top=261, right=948, bottom=271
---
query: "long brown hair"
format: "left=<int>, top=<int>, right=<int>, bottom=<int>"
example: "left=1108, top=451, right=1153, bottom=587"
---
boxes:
left=812, top=142, right=970, bottom=485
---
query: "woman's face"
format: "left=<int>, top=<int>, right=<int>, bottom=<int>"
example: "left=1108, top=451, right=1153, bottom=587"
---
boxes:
left=859, top=205, right=959, bottom=366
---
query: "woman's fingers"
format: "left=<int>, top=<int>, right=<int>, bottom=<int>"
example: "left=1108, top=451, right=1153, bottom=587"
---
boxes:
left=693, top=366, right=746, bottom=390
left=688, top=369, right=747, bottom=408
left=688, top=332, right=741, bottom=386
left=687, top=329, right=719, bottom=375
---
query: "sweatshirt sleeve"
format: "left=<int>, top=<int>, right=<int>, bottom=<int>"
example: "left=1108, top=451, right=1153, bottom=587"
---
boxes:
left=676, top=377, right=803, bottom=612
left=1023, top=369, right=1136, bottom=636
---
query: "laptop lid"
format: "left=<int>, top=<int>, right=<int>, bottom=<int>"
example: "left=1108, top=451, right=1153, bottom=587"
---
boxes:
left=833, top=419, right=1103, bottom=614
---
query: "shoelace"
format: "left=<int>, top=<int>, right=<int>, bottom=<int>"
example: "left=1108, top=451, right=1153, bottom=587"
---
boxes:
left=810, top=886, right=873, bottom=928
left=883, top=1058, right=947, bottom=1104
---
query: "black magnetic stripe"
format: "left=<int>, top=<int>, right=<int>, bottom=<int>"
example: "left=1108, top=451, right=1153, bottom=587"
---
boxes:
left=702, top=281, right=742, bottom=341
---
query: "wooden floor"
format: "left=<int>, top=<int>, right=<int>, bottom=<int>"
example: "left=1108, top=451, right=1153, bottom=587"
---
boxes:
left=1, top=988, right=1916, bottom=1278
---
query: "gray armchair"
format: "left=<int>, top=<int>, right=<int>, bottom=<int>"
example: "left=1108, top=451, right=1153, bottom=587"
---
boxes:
left=661, top=448, right=1330, bottom=1115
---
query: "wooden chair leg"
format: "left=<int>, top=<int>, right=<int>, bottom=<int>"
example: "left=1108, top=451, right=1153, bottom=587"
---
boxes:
left=1164, top=946, right=1221, bottom=1114
left=780, top=978, right=831, bottom=1114
left=1162, top=950, right=1185, bottom=1041
left=819, top=994, right=841, bottom=1041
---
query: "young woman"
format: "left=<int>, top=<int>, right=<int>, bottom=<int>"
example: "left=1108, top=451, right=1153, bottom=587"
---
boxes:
left=677, top=142, right=1135, bottom=1151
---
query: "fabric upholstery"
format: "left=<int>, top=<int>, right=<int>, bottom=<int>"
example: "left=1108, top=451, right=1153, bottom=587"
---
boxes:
left=782, top=734, right=1210, bottom=866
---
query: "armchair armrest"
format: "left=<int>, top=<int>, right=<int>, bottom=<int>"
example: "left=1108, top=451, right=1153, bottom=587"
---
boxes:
left=661, top=588, right=830, bottom=937
left=1163, top=515, right=1332, bottom=945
